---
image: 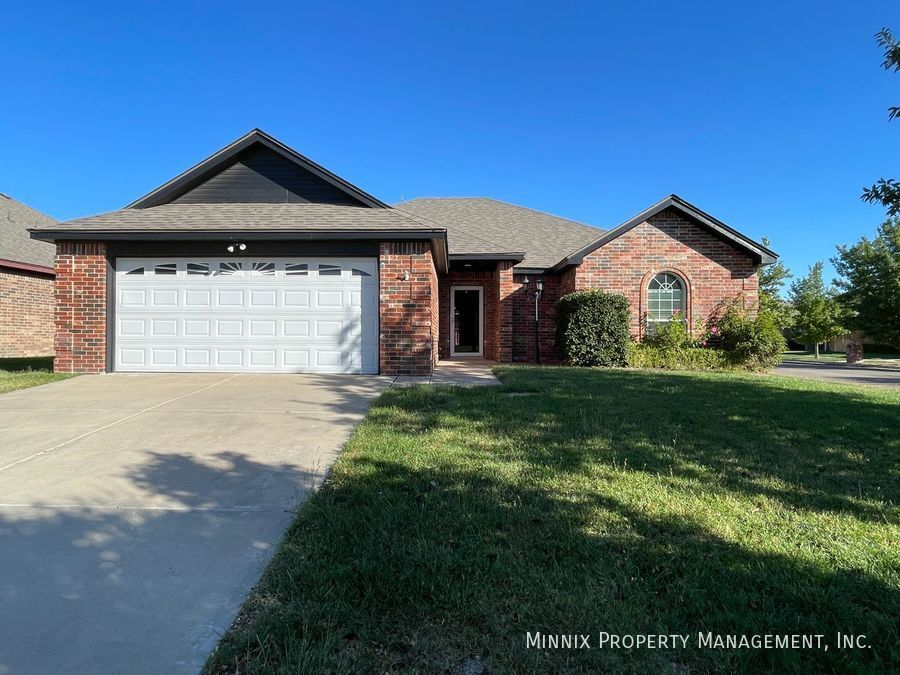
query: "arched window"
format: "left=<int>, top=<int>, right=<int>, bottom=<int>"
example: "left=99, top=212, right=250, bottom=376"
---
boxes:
left=647, top=272, right=686, bottom=331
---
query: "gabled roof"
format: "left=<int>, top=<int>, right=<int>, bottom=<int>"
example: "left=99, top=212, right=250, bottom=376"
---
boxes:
left=127, top=129, right=389, bottom=209
left=396, top=197, right=602, bottom=269
left=0, top=193, right=56, bottom=272
left=553, top=194, right=778, bottom=270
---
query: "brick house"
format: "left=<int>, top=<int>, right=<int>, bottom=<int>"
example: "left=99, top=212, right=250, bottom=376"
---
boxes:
left=0, top=194, right=56, bottom=358
left=30, top=129, right=776, bottom=375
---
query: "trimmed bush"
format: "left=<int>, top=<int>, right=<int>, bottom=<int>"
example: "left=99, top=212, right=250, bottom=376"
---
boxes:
left=628, top=343, right=733, bottom=371
left=557, top=290, right=631, bottom=366
left=715, top=301, right=786, bottom=369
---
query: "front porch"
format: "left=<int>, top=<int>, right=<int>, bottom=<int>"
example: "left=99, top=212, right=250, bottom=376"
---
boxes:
left=391, top=358, right=500, bottom=387
left=438, top=261, right=561, bottom=365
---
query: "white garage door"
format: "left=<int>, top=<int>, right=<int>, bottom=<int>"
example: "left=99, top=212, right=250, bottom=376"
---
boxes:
left=114, top=257, right=379, bottom=373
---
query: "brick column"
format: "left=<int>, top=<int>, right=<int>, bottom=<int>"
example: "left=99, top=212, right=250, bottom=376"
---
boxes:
left=54, top=242, right=107, bottom=373
left=379, top=242, right=437, bottom=375
left=497, top=261, right=516, bottom=363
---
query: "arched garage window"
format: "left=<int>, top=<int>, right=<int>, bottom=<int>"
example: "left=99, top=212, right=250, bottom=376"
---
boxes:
left=647, top=272, right=686, bottom=332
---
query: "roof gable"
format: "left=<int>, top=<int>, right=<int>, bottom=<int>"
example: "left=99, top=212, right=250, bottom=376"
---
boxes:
left=556, top=194, right=777, bottom=269
left=128, top=129, right=388, bottom=209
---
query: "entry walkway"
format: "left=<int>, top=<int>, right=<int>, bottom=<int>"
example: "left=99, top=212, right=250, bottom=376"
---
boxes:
left=392, top=359, right=501, bottom=387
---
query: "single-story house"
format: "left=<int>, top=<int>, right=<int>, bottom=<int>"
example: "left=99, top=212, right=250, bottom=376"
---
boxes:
left=30, top=129, right=776, bottom=375
left=0, top=194, right=56, bottom=358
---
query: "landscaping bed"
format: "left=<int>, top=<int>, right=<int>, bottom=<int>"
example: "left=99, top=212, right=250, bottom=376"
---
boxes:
left=206, top=367, right=899, bottom=674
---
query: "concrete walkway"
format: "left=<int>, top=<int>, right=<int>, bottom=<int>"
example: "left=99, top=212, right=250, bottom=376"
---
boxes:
left=391, top=358, right=501, bottom=387
left=0, top=373, right=391, bottom=674
left=774, top=360, right=900, bottom=389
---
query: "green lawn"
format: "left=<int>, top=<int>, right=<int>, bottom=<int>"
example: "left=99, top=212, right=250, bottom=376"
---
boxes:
left=0, top=357, right=72, bottom=394
left=206, top=367, right=899, bottom=674
left=784, top=350, right=900, bottom=368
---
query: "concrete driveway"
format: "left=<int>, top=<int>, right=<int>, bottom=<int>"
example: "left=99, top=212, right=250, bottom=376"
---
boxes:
left=774, top=360, right=900, bottom=389
left=0, top=373, right=391, bottom=674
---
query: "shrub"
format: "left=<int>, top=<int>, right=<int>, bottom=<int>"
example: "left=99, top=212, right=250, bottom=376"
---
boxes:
left=628, top=343, right=733, bottom=371
left=715, top=301, right=786, bottom=369
left=557, top=290, right=631, bottom=366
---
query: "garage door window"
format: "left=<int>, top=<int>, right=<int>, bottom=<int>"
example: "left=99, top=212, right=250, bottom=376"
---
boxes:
left=187, top=262, right=211, bottom=276
left=154, top=263, right=177, bottom=276
left=286, top=263, right=308, bottom=276
left=318, top=264, right=341, bottom=276
left=218, top=262, right=243, bottom=276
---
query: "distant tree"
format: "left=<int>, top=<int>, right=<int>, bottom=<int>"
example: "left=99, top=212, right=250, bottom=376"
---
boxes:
left=789, top=262, right=847, bottom=358
left=758, top=237, right=794, bottom=328
left=862, top=28, right=900, bottom=215
left=832, top=218, right=900, bottom=349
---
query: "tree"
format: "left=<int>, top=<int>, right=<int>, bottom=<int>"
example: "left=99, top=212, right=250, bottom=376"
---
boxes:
left=862, top=28, right=900, bottom=215
left=832, top=218, right=900, bottom=349
left=758, top=237, right=794, bottom=328
left=789, top=262, right=847, bottom=358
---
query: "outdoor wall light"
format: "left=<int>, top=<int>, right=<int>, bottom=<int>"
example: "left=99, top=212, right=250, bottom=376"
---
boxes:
left=226, top=242, right=247, bottom=253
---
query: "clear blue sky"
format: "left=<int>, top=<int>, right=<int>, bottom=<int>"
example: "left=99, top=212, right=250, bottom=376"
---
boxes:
left=2, top=2, right=899, bottom=287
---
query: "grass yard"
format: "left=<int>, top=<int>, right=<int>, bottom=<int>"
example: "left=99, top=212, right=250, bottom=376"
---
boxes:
left=784, top=350, right=900, bottom=368
left=0, top=357, right=72, bottom=394
left=206, top=367, right=899, bottom=674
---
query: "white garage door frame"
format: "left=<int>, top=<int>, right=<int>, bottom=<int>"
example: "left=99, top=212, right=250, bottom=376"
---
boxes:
left=112, top=256, right=379, bottom=374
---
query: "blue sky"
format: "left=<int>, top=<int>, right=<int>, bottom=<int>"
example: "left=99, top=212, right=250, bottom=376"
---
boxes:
left=2, top=2, right=899, bottom=288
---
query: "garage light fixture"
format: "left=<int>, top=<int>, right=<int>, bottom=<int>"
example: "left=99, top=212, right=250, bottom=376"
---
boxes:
left=226, top=242, right=247, bottom=253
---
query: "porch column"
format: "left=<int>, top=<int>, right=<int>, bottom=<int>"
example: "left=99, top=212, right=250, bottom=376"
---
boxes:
left=497, top=261, right=515, bottom=363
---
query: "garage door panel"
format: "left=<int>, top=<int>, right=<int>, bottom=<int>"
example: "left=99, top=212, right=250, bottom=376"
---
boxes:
left=216, top=289, right=243, bottom=307
left=185, top=289, right=212, bottom=307
left=115, top=257, right=378, bottom=373
left=120, top=289, right=147, bottom=307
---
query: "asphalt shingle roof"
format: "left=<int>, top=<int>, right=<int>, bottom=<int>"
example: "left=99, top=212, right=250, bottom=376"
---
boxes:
left=0, top=194, right=56, bottom=268
left=30, top=203, right=440, bottom=234
left=396, top=197, right=604, bottom=269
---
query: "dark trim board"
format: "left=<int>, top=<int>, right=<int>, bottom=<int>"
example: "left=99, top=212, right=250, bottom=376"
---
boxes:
left=31, top=229, right=445, bottom=242
left=105, top=256, right=115, bottom=373
left=449, top=253, right=526, bottom=262
left=0, top=258, right=55, bottom=276
left=107, top=240, right=381, bottom=258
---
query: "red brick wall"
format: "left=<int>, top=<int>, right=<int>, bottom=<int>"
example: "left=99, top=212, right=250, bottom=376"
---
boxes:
left=379, top=242, right=438, bottom=375
left=511, top=273, right=562, bottom=364
left=497, top=261, right=516, bottom=363
left=54, top=242, right=107, bottom=373
left=438, top=269, right=500, bottom=360
left=0, top=268, right=55, bottom=357
left=573, top=208, right=759, bottom=337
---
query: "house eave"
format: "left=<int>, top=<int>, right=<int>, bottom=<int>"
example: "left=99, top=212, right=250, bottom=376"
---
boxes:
left=30, top=228, right=449, bottom=273
left=449, top=252, right=526, bottom=262
left=0, top=257, right=55, bottom=276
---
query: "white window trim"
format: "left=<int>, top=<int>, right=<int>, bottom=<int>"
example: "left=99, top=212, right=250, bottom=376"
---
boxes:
left=450, top=285, right=483, bottom=357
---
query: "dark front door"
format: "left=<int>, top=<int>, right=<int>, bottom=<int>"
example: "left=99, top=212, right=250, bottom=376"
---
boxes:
left=452, top=288, right=481, bottom=355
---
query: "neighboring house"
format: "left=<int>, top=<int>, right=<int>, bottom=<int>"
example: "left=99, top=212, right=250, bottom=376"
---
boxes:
left=30, top=129, right=776, bottom=375
left=0, top=194, right=56, bottom=358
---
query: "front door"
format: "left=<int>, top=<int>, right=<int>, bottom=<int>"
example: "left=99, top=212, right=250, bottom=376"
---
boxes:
left=451, top=286, right=482, bottom=356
